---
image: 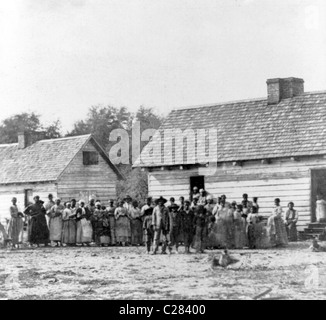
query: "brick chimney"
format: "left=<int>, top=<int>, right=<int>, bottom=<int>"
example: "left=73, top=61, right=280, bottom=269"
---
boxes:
left=267, top=77, right=304, bottom=104
left=18, top=131, right=28, bottom=149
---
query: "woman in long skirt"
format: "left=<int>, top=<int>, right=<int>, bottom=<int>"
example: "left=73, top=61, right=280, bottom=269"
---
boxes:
left=62, top=202, right=77, bottom=246
left=99, top=206, right=111, bottom=246
left=214, top=206, right=228, bottom=248
left=106, top=200, right=116, bottom=245
left=267, top=198, right=288, bottom=247
left=114, top=201, right=131, bottom=246
left=7, top=197, right=24, bottom=248
left=285, top=202, right=298, bottom=242
left=233, top=204, right=247, bottom=249
left=193, top=205, right=207, bottom=253
left=76, top=200, right=93, bottom=246
left=253, top=217, right=272, bottom=249
left=129, top=200, right=143, bottom=245
left=49, top=198, right=64, bottom=246
left=92, top=202, right=103, bottom=246
left=24, top=196, right=49, bottom=247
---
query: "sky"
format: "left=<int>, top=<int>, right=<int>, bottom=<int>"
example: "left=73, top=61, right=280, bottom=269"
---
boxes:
left=0, top=0, right=325, bottom=133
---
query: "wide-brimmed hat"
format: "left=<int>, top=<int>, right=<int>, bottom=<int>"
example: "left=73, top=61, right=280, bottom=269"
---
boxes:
left=79, top=199, right=85, bottom=205
left=155, top=196, right=167, bottom=204
left=124, top=195, right=132, bottom=201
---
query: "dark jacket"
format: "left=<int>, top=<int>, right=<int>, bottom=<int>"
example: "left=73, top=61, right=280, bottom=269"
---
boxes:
left=76, top=207, right=92, bottom=221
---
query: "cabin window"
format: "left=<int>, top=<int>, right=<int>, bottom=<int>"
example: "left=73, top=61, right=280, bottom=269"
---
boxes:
left=83, top=151, right=99, bottom=165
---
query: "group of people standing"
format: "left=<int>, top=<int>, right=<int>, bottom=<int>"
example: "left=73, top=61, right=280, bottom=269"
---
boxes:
left=1, top=194, right=146, bottom=249
left=1, top=189, right=299, bottom=254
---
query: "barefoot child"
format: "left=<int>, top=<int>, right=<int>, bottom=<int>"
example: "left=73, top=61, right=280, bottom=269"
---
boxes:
left=181, top=200, right=195, bottom=254
left=143, top=205, right=154, bottom=253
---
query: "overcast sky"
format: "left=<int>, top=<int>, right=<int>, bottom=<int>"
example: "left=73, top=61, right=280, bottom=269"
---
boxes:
left=0, top=0, right=325, bottom=133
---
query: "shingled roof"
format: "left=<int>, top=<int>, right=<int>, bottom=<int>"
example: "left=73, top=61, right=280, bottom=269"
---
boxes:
left=134, top=90, right=326, bottom=167
left=0, top=134, right=123, bottom=184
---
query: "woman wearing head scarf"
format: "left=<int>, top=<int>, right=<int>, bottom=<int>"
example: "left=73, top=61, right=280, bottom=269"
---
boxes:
left=92, top=202, right=103, bottom=246
left=213, top=195, right=233, bottom=249
left=266, top=198, right=288, bottom=247
left=99, top=204, right=111, bottom=246
left=62, top=202, right=77, bottom=246
left=7, top=197, right=24, bottom=248
left=129, top=200, right=143, bottom=246
left=106, top=199, right=116, bottom=246
left=49, top=198, right=64, bottom=247
left=233, top=204, right=247, bottom=249
left=24, top=196, right=49, bottom=247
left=285, top=202, right=298, bottom=242
left=114, top=200, right=131, bottom=246
left=198, top=189, right=207, bottom=206
left=76, top=200, right=93, bottom=246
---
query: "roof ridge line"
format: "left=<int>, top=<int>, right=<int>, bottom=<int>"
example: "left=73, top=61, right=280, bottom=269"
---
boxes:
left=37, top=134, right=92, bottom=143
left=172, top=90, right=326, bottom=112
left=173, top=97, right=267, bottom=111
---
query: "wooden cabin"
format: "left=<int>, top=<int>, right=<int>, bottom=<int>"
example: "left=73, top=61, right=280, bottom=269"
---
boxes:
left=0, top=133, right=123, bottom=222
left=134, top=77, right=326, bottom=231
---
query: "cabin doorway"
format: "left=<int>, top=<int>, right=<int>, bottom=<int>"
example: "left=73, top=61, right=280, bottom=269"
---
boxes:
left=311, top=169, right=326, bottom=222
left=190, top=176, right=205, bottom=200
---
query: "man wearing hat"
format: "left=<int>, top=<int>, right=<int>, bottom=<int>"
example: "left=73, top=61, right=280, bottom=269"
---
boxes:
left=152, top=196, right=171, bottom=254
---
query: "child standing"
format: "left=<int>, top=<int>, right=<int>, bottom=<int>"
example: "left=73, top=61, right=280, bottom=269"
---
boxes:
left=193, top=205, right=207, bottom=253
left=181, top=200, right=195, bottom=254
left=169, top=203, right=182, bottom=254
left=143, top=206, right=154, bottom=253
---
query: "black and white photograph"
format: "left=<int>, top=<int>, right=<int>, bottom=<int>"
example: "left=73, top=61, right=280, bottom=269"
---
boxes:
left=0, top=0, right=326, bottom=303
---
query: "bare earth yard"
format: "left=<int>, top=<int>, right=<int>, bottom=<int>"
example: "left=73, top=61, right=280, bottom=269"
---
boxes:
left=1, top=241, right=326, bottom=300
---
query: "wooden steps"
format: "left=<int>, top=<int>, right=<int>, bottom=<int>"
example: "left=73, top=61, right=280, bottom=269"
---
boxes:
left=301, top=222, right=326, bottom=240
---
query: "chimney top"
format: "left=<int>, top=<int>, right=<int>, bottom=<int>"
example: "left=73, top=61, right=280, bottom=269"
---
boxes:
left=18, top=131, right=28, bottom=149
left=267, top=77, right=304, bottom=105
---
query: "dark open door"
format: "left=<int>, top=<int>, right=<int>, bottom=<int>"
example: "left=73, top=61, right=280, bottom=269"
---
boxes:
left=311, top=169, right=326, bottom=222
left=190, top=176, right=205, bottom=200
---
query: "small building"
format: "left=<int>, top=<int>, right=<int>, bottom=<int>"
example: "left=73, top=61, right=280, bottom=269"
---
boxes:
left=0, top=133, right=123, bottom=221
left=134, top=77, right=326, bottom=231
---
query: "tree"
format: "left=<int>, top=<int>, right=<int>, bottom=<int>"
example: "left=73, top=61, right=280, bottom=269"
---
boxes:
left=66, top=105, right=133, bottom=149
left=0, top=112, right=62, bottom=143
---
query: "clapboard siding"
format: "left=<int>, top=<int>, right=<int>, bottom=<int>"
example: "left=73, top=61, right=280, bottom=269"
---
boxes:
left=148, top=156, right=326, bottom=231
left=57, top=141, right=117, bottom=202
left=0, top=182, right=57, bottom=222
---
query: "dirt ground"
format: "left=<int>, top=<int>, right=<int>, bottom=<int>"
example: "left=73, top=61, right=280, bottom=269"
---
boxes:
left=1, top=241, right=326, bottom=300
